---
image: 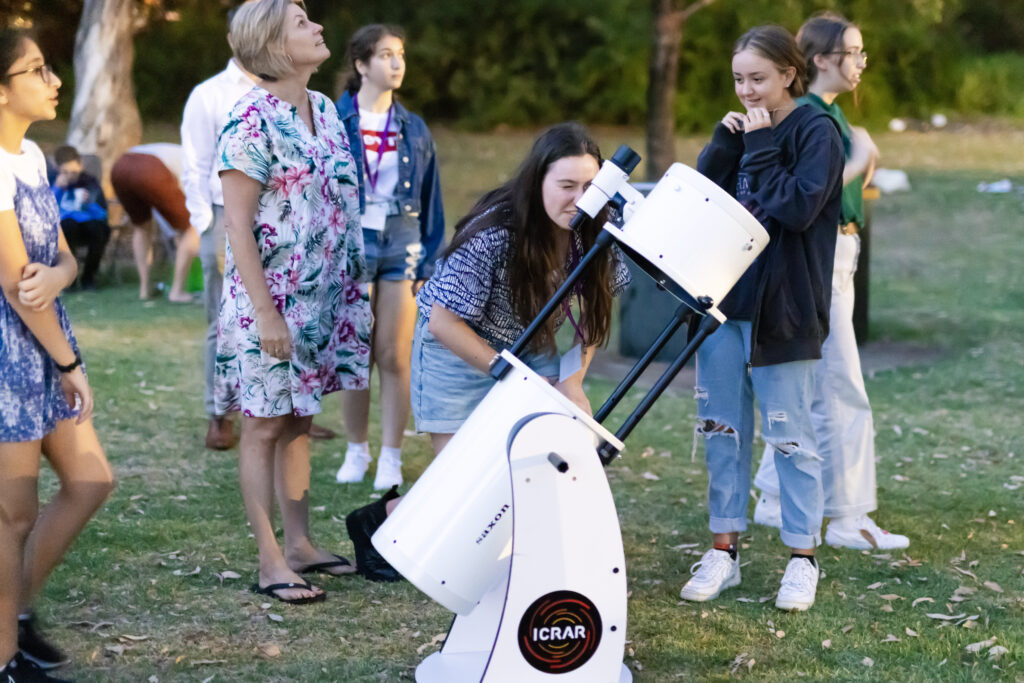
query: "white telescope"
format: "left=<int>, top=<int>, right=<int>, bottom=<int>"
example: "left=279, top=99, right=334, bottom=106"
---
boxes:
left=374, top=157, right=768, bottom=682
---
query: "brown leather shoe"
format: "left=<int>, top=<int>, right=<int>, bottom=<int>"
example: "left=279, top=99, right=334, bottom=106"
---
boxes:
left=308, top=422, right=337, bottom=441
left=205, top=416, right=235, bottom=450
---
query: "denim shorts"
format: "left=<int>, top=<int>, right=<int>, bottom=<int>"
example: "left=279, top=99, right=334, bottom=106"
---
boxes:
left=410, top=317, right=560, bottom=434
left=363, top=214, right=425, bottom=282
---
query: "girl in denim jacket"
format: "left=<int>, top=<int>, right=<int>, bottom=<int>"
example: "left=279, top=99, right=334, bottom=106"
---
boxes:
left=334, top=24, right=445, bottom=491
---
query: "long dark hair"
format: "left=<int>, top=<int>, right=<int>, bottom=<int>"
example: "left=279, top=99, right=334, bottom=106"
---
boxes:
left=733, top=25, right=808, bottom=98
left=444, top=122, right=616, bottom=351
left=0, top=28, right=30, bottom=82
left=341, top=23, right=405, bottom=94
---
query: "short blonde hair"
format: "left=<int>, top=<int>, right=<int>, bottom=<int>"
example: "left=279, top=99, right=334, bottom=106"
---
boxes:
left=229, top=0, right=306, bottom=82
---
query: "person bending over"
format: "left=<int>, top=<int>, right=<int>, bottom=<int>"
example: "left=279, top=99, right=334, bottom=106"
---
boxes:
left=345, top=122, right=630, bottom=582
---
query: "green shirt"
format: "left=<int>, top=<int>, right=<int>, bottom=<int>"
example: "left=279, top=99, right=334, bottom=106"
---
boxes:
left=797, top=93, right=865, bottom=229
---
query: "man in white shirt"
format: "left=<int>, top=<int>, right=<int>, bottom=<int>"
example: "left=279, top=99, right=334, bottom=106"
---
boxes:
left=180, top=52, right=257, bottom=450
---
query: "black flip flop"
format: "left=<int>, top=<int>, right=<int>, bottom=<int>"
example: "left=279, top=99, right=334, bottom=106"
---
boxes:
left=250, top=580, right=326, bottom=605
left=297, top=553, right=355, bottom=576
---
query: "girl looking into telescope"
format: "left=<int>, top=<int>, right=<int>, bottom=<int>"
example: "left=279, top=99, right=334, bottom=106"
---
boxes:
left=682, top=25, right=844, bottom=612
left=345, top=122, right=630, bottom=582
left=0, top=28, right=115, bottom=680
left=751, top=13, right=908, bottom=551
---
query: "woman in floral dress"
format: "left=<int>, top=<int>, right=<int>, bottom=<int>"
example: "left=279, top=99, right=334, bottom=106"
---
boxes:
left=217, top=0, right=370, bottom=604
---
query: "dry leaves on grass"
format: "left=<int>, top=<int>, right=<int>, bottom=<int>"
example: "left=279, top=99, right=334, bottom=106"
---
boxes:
left=965, top=637, right=997, bottom=653
left=255, top=642, right=281, bottom=658
left=416, top=633, right=447, bottom=655
left=988, top=645, right=1009, bottom=660
left=729, top=653, right=755, bottom=674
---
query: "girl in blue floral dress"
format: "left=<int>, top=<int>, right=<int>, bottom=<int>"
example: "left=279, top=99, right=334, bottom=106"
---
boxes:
left=0, top=29, right=115, bottom=682
left=217, top=0, right=371, bottom=604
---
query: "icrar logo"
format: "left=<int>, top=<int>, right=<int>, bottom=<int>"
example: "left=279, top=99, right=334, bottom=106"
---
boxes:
left=518, top=590, right=602, bottom=673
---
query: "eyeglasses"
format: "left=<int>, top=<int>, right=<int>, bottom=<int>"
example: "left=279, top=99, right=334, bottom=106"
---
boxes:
left=4, top=63, right=57, bottom=84
left=828, top=50, right=867, bottom=64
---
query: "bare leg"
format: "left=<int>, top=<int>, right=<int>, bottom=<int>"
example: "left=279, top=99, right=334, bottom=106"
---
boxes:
left=373, top=280, right=418, bottom=449
left=20, top=419, right=114, bottom=609
left=713, top=532, right=739, bottom=547
left=429, top=432, right=453, bottom=456
left=341, top=390, right=371, bottom=444
left=274, top=417, right=355, bottom=575
left=238, top=414, right=321, bottom=601
left=168, top=225, right=200, bottom=303
left=131, top=221, right=154, bottom=299
left=341, top=282, right=375, bottom=444
left=0, top=441, right=42, bottom=665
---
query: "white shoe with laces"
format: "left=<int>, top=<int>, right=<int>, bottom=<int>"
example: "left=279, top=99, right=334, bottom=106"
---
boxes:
left=775, top=557, right=819, bottom=611
left=753, top=491, right=782, bottom=529
left=335, top=448, right=371, bottom=484
left=373, top=451, right=403, bottom=490
left=679, top=548, right=740, bottom=602
left=826, top=515, right=910, bottom=550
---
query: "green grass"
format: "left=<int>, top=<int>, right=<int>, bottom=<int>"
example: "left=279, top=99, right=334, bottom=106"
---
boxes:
left=32, top=124, right=1024, bottom=681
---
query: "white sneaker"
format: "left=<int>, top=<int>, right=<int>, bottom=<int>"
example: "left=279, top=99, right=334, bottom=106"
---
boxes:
left=753, top=491, right=782, bottom=529
left=373, top=452, right=403, bottom=490
left=825, top=515, right=910, bottom=550
left=679, top=548, right=740, bottom=602
left=775, top=557, right=819, bottom=611
left=335, top=448, right=371, bottom=483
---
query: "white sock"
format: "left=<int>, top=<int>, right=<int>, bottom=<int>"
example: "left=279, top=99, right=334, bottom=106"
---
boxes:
left=380, top=445, right=402, bottom=463
left=346, top=441, right=370, bottom=457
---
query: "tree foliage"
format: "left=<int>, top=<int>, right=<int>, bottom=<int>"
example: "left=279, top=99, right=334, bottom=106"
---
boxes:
left=4, top=0, right=1023, bottom=131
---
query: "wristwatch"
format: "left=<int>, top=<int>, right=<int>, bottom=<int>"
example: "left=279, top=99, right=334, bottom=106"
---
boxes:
left=56, top=351, right=83, bottom=374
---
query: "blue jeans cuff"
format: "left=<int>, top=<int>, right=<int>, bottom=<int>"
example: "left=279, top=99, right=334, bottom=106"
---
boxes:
left=779, top=529, right=821, bottom=548
left=709, top=515, right=748, bottom=534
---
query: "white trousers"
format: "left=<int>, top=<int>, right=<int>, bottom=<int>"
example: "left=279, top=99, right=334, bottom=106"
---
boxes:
left=754, top=230, right=877, bottom=518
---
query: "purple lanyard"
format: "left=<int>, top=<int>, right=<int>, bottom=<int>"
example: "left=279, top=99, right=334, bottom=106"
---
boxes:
left=353, top=93, right=393, bottom=196
left=561, top=235, right=586, bottom=344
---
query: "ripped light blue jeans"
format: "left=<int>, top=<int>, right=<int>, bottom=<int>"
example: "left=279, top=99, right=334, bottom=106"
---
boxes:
left=694, top=320, right=824, bottom=548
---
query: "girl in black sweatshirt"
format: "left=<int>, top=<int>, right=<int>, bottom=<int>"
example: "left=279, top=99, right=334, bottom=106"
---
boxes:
left=680, top=25, right=844, bottom=612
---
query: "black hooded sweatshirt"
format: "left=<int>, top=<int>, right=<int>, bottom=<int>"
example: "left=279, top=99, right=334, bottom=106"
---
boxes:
left=697, top=104, right=844, bottom=367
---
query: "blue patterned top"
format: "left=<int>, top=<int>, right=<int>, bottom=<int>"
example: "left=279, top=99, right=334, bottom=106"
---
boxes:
left=416, top=203, right=631, bottom=349
left=0, top=139, right=80, bottom=441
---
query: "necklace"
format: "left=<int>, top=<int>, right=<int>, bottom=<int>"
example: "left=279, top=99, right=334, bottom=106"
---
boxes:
left=769, top=104, right=797, bottom=126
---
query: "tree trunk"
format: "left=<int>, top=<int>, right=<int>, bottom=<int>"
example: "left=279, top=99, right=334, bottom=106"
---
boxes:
left=66, top=0, right=142, bottom=187
left=646, top=0, right=683, bottom=181
left=645, top=0, right=717, bottom=181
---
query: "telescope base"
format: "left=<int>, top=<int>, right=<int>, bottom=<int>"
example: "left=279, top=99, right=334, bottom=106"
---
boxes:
left=414, top=413, right=631, bottom=682
left=417, top=653, right=632, bottom=682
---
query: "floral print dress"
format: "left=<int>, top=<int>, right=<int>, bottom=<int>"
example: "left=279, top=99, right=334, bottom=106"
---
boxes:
left=214, top=88, right=371, bottom=418
left=0, top=140, right=80, bottom=441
